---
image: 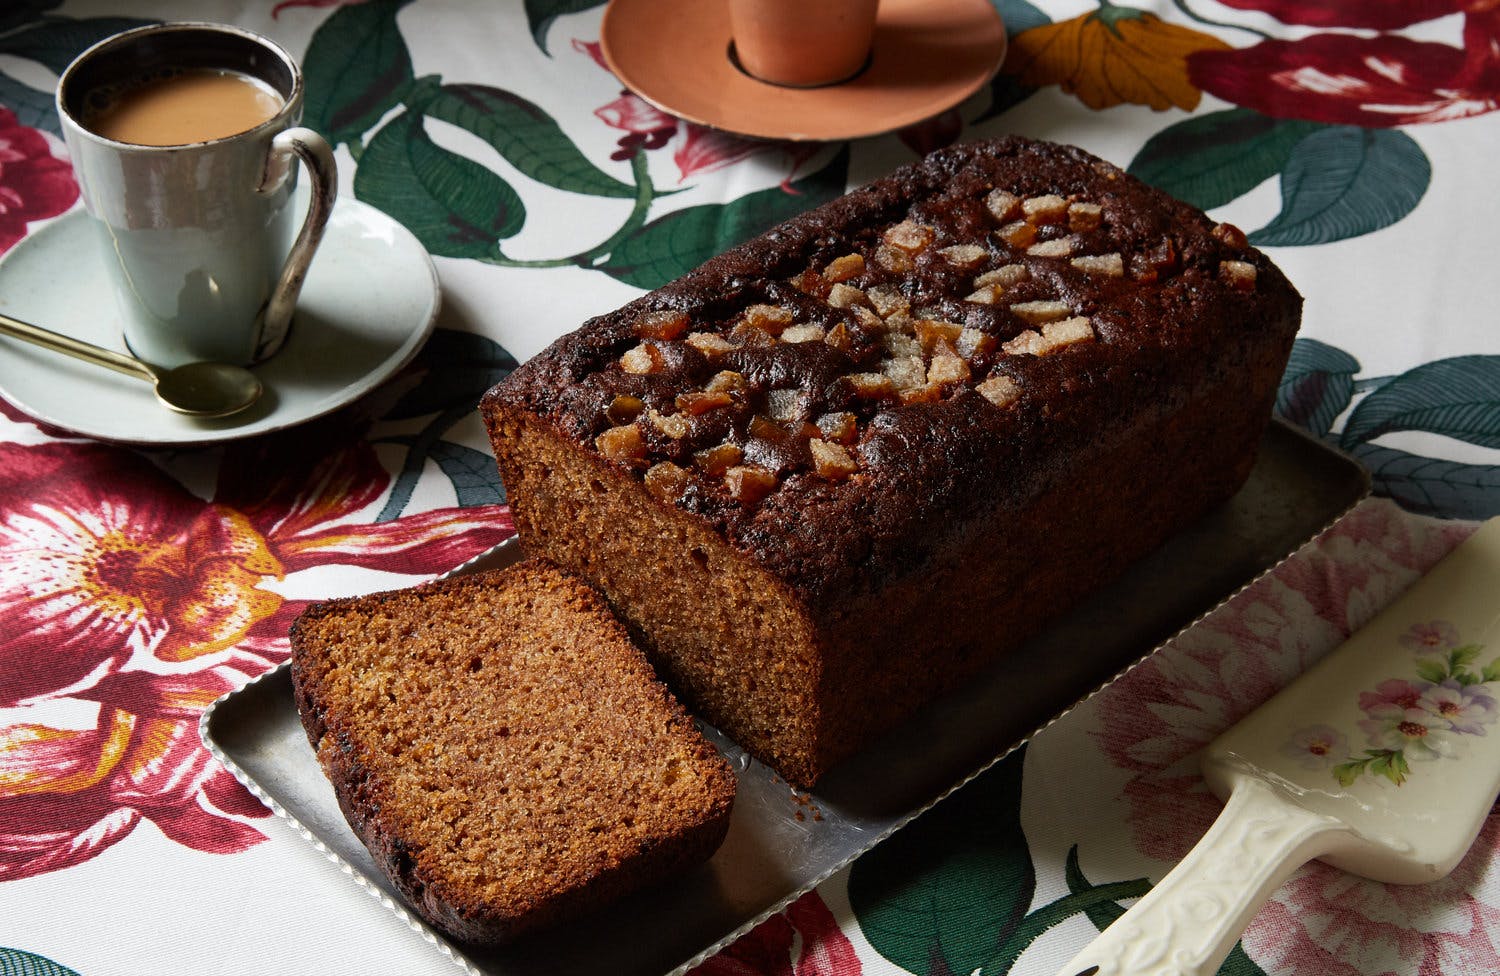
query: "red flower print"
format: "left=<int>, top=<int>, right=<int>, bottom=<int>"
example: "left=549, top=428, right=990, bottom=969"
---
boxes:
left=1357, top=678, right=1427, bottom=714
left=674, top=127, right=822, bottom=190
left=1215, top=0, right=1464, bottom=31
left=272, top=0, right=368, bottom=15
left=1189, top=4, right=1500, bottom=125
left=0, top=107, right=79, bottom=255
left=692, top=892, right=860, bottom=976
left=594, top=89, right=679, bottom=161
left=1244, top=816, right=1500, bottom=976
left=573, top=39, right=813, bottom=183
left=0, top=437, right=513, bottom=880
left=1092, top=500, right=1498, bottom=976
left=674, top=126, right=772, bottom=181
left=2, top=673, right=268, bottom=877
left=1097, top=566, right=1344, bottom=864
left=573, top=40, right=680, bottom=161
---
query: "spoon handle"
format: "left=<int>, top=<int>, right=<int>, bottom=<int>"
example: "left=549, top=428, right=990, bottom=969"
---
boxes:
left=0, top=311, right=156, bottom=382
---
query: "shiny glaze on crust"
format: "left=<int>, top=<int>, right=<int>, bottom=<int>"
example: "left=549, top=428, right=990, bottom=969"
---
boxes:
left=485, top=137, right=1302, bottom=609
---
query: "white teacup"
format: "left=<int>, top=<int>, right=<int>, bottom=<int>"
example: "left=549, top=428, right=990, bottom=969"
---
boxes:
left=56, top=22, right=336, bottom=368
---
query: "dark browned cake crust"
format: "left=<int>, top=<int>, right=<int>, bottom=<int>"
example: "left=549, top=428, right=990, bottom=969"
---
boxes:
left=289, top=559, right=736, bottom=945
left=482, top=136, right=1301, bottom=788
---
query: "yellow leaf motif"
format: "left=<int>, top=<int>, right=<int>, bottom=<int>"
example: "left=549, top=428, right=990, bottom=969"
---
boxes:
left=1004, top=2, right=1231, bottom=112
left=0, top=711, right=134, bottom=798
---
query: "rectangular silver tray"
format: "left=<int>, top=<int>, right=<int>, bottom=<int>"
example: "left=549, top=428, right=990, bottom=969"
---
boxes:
left=201, top=419, right=1369, bottom=976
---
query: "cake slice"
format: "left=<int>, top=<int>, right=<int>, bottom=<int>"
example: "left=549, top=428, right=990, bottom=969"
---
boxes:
left=289, top=558, right=736, bottom=945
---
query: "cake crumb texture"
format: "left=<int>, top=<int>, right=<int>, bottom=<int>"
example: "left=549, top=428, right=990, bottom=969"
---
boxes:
left=483, top=136, right=1302, bottom=788
left=289, top=558, right=736, bottom=945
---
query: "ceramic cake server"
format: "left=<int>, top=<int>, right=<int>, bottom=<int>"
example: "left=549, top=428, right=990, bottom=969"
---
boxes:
left=1057, top=516, right=1500, bottom=976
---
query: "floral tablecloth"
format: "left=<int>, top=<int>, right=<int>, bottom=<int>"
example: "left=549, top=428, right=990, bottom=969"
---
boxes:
left=3, top=1, right=1498, bottom=974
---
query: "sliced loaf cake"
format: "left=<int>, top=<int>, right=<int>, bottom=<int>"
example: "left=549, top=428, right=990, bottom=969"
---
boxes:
left=290, top=557, right=736, bottom=945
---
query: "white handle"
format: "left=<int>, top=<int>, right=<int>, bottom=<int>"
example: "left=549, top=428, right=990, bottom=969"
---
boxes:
left=256, top=126, right=338, bottom=362
left=1055, top=779, right=1349, bottom=976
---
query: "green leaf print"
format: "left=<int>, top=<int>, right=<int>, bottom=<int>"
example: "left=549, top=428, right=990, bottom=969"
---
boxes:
left=1272, top=339, right=1498, bottom=519
left=976, top=72, right=1037, bottom=125
left=377, top=421, right=510, bottom=520
left=963, top=842, right=1158, bottom=974
left=1275, top=338, right=1361, bottom=438
left=374, top=329, right=516, bottom=520
left=1370, top=750, right=1410, bottom=786
left=302, top=0, right=416, bottom=149
left=383, top=329, right=519, bottom=421
left=1248, top=127, right=1430, bottom=247
left=354, top=110, right=526, bottom=258
left=431, top=441, right=508, bottom=508
left=995, top=0, right=1052, bottom=34
left=849, top=748, right=1034, bottom=976
left=1333, top=750, right=1409, bottom=788
left=1333, top=758, right=1365, bottom=789
left=0, top=947, right=82, bottom=976
left=0, top=11, right=154, bottom=135
left=1452, top=644, right=1483, bottom=672
left=1, top=1, right=61, bottom=34
left=1415, top=659, right=1449, bottom=684
left=422, top=84, right=636, bottom=198
left=0, top=71, right=59, bottom=134
left=1340, top=356, right=1500, bottom=452
left=1217, top=943, right=1273, bottom=976
left=525, top=0, right=607, bottom=55
left=1350, top=443, right=1500, bottom=521
left=1064, top=845, right=1125, bottom=932
left=600, top=147, right=851, bottom=290
left=0, top=14, right=153, bottom=74
left=1483, top=660, right=1500, bottom=683
left=1129, top=109, right=1322, bottom=211
left=971, top=0, right=1049, bottom=123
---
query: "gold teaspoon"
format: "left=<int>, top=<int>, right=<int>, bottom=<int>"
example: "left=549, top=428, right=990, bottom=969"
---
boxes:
left=0, top=311, right=262, bottom=419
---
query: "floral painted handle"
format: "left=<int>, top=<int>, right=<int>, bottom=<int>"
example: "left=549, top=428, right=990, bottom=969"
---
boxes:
left=1055, top=777, right=1348, bottom=976
left=1056, top=516, right=1500, bottom=976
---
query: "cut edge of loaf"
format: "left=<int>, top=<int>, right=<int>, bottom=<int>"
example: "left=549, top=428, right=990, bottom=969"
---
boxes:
left=289, top=559, right=737, bottom=945
left=483, top=337, right=1284, bottom=788
left=485, top=407, right=828, bottom=785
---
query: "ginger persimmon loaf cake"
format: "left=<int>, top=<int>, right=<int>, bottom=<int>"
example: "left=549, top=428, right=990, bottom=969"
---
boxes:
left=289, top=559, right=736, bottom=945
left=482, top=136, right=1301, bottom=789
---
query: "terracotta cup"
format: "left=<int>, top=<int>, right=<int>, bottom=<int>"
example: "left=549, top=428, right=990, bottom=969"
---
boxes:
left=728, top=0, right=880, bottom=88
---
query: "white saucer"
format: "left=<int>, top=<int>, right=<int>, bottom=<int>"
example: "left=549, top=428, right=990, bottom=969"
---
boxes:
left=0, top=197, right=439, bottom=446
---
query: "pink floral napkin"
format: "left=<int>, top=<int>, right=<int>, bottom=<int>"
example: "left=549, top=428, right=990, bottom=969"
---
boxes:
left=1021, top=499, right=1493, bottom=976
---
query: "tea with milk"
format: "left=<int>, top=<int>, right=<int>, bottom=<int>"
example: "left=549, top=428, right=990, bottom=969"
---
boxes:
left=84, top=68, right=283, bottom=146
left=58, top=22, right=336, bottom=367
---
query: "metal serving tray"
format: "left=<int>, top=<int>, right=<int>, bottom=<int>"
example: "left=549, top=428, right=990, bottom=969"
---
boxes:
left=201, top=418, right=1369, bottom=976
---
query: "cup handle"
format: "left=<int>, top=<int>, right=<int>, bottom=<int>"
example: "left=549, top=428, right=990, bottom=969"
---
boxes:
left=255, top=126, right=337, bottom=362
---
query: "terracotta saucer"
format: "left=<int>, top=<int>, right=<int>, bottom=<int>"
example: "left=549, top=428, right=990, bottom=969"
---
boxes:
left=599, top=0, right=1007, bottom=142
